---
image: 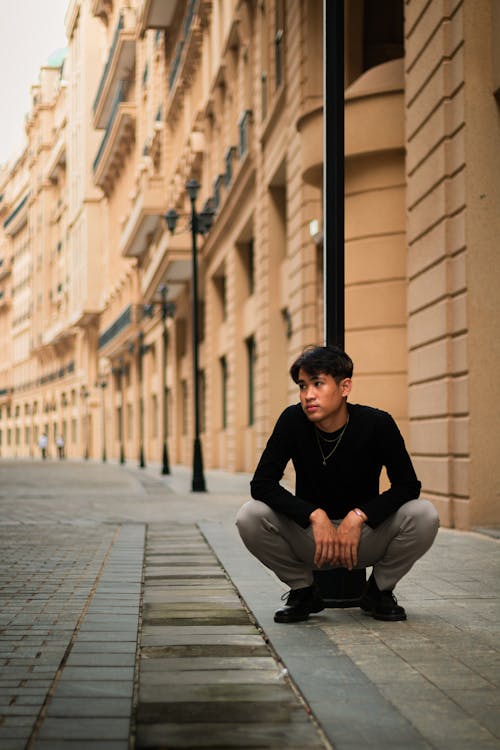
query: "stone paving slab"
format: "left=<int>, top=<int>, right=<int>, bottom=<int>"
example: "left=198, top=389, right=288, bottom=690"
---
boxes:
left=135, top=720, right=327, bottom=749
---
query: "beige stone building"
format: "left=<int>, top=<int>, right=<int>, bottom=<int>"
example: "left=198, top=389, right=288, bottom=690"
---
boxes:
left=0, top=0, right=498, bottom=529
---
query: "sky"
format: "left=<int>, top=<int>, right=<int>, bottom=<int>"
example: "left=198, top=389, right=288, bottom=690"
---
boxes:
left=0, top=0, right=69, bottom=167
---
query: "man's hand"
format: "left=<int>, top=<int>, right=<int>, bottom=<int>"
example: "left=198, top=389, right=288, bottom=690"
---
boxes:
left=336, top=510, right=366, bottom=570
left=309, top=508, right=339, bottom=568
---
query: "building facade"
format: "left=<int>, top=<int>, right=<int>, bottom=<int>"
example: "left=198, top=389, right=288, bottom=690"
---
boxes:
left=0, top=0, right=498, bottom=529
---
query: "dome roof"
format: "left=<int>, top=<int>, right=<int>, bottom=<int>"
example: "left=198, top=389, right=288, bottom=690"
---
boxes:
left=46, top=47, right=68, bottom=69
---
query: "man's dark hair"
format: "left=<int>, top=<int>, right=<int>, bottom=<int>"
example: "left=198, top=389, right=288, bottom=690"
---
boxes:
left=290, top=345, right=353, bottom=383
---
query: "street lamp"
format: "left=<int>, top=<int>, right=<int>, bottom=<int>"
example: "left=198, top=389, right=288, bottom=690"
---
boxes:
left=159, top=285, right=176, bottom=474
left=81, top=386, right=90, bottom=460
left=165, top=179, right=214, bottom=492
left=112, top=358, right=126, bottom=464
left=96, top=377, right=107, bottom=462
left=137, top=331, right=149, bottom=469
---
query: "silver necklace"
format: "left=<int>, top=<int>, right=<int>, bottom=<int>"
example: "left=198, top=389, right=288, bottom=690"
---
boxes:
left=315, top=417, right=349, bottom=466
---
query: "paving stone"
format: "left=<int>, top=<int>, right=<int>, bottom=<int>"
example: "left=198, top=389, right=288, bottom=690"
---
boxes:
left=139, top=656, right=277, bottom=672
left=38, top=717, right=130, bottom=740
left=65, top=652, right=136, bottom=667
left=45, top=696, right=132, bottom=717
left=58, top=666, right=135, bottom=681
left=35, top=742, right=129, bottom=750
left=135, top=720, right=326, bottom=748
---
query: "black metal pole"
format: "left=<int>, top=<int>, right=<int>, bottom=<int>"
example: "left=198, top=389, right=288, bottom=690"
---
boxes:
left=101, top=382, right=107, bottom=462
left=315, top=1, right=366, bottom=608
left=190, top=196, right=207, bottom=492
left=119, top=363, right=125, bottom=464
left=138, top=333, right=146, bottom=468
left=324, top=0, right=344, bottom=349
left=160, top=286, right=171, bottom=475
left=83, top=390, right=89, bottom=460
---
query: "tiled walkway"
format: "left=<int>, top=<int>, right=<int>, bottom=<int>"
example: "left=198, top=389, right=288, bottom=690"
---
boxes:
left=0, top=460, right=499, bottom=750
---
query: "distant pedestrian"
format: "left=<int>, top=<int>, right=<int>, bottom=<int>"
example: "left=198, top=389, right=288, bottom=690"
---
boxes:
left=236, top=345, right=440, bottom=624
left=56, top=435, right=65, bottom=459
left=38, top=433, right=48, bottom=460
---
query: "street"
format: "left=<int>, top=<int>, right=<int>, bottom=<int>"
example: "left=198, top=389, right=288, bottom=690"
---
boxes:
left=0, top=460, right=499, bottom=749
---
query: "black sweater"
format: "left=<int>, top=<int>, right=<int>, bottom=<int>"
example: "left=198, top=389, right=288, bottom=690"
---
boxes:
left=250, top=403, right=421, bottom=528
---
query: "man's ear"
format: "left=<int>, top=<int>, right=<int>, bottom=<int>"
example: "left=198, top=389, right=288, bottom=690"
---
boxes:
left=341, top=378, right=352, bottom=397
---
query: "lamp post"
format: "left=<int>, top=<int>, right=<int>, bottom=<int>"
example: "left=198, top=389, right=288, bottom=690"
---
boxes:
left=81, top=386, right=89, bottom=460
left=159, top=284, right=176, bottom=474
left=96, top=377, right=107, bottom=462
left=137, top=331, right=147, bottom=469
left=113, top=358, right=126, bottom=464
left=165, top=179, right=214, bottom=492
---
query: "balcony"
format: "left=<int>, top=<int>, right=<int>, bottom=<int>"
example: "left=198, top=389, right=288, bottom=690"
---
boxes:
left=0, top=290, right=11, bottom=309
left=93, top=81, right=136, bottom=193
left=46, top=132, right=66, bottom=184
left=93, top=10, right=136, bottom=129
left=139, top=0, right=179, bottom=35
left=0, top=255, right=11, bottom=281
left=42, top=321, right=75, bottom=348
left=3, top=193, right=30, bottom=237
left=120, top=171, right=165, bottom=258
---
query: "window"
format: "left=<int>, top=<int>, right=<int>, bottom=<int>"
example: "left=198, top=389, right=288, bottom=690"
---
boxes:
left=71, top=418, right=77, bottom=443
left=151, top=395, right=158, bottom=438
left=275, top=0, right=284, bottom=88
left=199, top=370, right=206, bottom=434
left=246, top=336, right=256, bottom=426
left=238, top=239, right=255, bottom=296
left=213, top=273, right=227, bottom=321
left=117, top=407, right=122, bottom=441
left=181, top=380, right=188, bottom=435
left=220, top=356, right=228, bottom=430
left=362, top=0, right=403, bottom=73
left=127, top=404, right=133, bottom=440
left=260, top=1, right=268, bottom=119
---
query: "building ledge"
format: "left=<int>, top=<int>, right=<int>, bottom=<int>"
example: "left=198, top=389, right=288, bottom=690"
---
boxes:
left=93, top=102, right=136, bottom=193
left=139, top=0, right=178, bottom=36
left=120, top=171, right=165, bottom=257
left=3, top=193, right=30, bottom=236
left=93, top=10, right=137, bottom=129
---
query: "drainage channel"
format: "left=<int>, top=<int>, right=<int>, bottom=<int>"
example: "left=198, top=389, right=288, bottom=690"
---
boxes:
left=134, top=523, right=330, bottom=749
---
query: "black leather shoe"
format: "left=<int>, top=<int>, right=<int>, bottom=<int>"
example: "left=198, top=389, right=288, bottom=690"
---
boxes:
left=360, top=576, right=407, bottom=621
left=274, top=584, right=325, bottom=623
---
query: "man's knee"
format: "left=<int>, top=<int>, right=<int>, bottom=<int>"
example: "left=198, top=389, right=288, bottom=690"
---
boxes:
left=236, top=500, right=272, bottom=544
left=401, top=498, right=440, bottom=545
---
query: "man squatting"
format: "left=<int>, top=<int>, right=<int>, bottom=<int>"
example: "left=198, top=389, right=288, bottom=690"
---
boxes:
left=236, top=345, right=439, bottom=623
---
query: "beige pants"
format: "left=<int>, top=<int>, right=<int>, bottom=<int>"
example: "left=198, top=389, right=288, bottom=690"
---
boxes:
left=236, top=499, right=439, bottom=592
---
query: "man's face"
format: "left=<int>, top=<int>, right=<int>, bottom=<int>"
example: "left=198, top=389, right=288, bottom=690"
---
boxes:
left=297, top=368, right=351, bottom=431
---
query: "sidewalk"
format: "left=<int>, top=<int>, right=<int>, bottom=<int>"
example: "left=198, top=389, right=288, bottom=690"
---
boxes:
left=0, top=459, right=499, bottom=749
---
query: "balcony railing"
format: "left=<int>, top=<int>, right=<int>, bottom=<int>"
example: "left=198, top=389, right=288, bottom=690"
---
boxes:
left=98, top=304, right=132, bottom=350
left=225, top=146, right=236, bottom=187
left=213, top=174, right=224, bottom=211
left=239, top=110, right=252, bottom=158
left=93, top=80, right=131, bottom=173
left=93, top=13, right=124, bottom=115
left=3, top=193, right=30, bottom=230
left=168, top=0, right=197, bottom=91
